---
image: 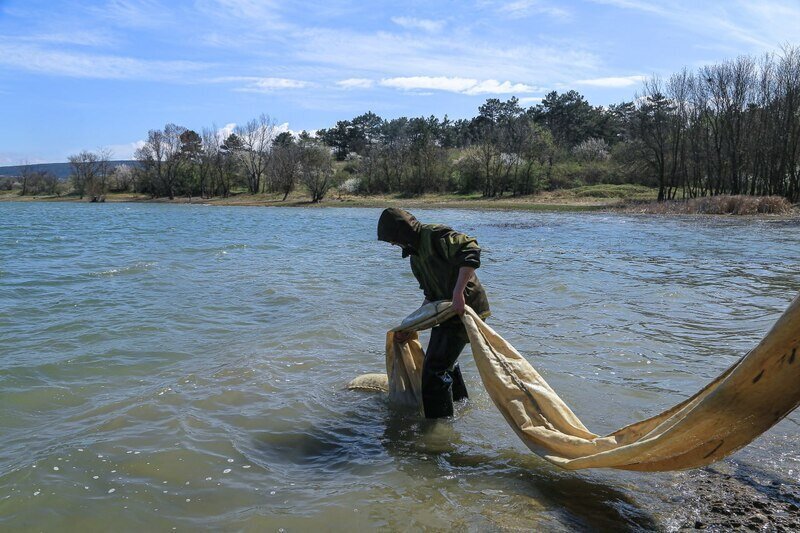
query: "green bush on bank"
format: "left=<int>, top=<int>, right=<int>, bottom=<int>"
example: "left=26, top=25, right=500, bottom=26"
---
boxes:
left=570, top=184, right=656, bottom=199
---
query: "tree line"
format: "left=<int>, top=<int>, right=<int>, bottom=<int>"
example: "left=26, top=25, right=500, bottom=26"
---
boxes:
left=630, top=47, right=800, bottom=201
left=131, top=115, right=336, bottom=202
left=13, top=45, right=798, bottom=202
left=7, top=115, right=339, bottom=202
left=317, top=46, right=800, bottom=203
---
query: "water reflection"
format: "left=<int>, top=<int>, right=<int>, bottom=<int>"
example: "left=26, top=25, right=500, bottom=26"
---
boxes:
left=380, top=405, right=658, bottom=531
left=250, top=407, right=388, bottom=474
left=248, top=397, right=658, bottom=529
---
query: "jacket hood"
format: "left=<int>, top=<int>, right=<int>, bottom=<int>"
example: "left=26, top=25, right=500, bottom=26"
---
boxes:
left=377, top=208, right=421, bottom=257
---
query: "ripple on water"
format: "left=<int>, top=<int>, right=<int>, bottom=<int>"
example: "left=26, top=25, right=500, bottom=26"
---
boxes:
left=0, top=204, right=798, bottom=530
left=87, top=261, right=157, bottom=277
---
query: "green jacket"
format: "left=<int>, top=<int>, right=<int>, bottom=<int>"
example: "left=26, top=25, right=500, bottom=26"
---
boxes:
left=409, top=224, right=491, bottom=319
left=377, top=208, right=491, bottom=319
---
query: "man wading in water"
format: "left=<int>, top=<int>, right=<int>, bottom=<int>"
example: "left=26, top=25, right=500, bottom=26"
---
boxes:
left=377, top=208, right=491, bottom=418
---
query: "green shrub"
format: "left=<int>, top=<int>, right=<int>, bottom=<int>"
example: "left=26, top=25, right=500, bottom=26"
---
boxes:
left=572, top=184, right=655, bottom=199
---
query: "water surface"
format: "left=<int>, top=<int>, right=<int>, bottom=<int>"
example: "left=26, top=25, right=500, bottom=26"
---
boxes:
left=1, top=203, right=798, bottom=530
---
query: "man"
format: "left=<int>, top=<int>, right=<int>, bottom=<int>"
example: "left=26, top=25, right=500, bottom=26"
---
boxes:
left=377, top=208, right=490, bottom=418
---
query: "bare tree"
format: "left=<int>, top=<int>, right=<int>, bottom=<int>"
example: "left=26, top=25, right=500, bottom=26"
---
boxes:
left=68, top=151, right=99, bottom=199
left=234, top=114, right=276, bottom=194
left=135, top=131, right=164, bottom=197
left=775, top=45, right=800, bottom=201
left=634, top=77, right=675, bottom=201
left=663, top=69, right=691, bottom=199
left=377, top=121, right=411, bottom=192
left=134, top=124, right=185, bottom=199
left=92, top=147, right=113, bottom=198
left=200, top=127, right=222, bottom=198
left=299, top=142, right=335, bottom=202
left=514, top=122, right=553, bottom=195
left=19, top=161, right=31, bottom=196
left=17, top=162, right=59, bottom=196
left=270, top=132, right=302, bottom=201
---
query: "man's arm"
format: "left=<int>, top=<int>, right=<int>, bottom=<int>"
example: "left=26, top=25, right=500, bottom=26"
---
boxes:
left=438, top=232, right=480, bottom=316
left=451, top=266, right=475, bottom=315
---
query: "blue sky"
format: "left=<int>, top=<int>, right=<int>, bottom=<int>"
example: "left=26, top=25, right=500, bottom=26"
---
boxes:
left=1, top=0, right=798, bottom=163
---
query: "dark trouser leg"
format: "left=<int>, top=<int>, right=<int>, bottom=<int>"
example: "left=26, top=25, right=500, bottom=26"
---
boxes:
left=422, top=318, right=470, bottom=419
left=449, top=364, right=469, bottom=403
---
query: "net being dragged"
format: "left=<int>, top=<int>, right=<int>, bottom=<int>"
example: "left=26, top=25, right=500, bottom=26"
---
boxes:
left=348, top=295, right=800, bottom=471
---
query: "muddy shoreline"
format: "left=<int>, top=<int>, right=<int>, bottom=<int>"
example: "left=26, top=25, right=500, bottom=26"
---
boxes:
left=674, top=465, right=800, bottom=531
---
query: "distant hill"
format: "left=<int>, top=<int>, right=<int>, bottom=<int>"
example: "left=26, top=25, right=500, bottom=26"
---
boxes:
left=0, top=160, right=138, bottom=180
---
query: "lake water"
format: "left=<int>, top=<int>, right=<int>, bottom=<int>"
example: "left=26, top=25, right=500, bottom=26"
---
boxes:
left=1, top=202, right=799, bottom=531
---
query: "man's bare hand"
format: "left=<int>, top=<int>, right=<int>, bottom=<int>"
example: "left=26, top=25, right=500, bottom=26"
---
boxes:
left=451, top=266, right=473, bottom=315
left=394, top=330, right=413, bottom=344
left=451, top=291, right=466, bottom=315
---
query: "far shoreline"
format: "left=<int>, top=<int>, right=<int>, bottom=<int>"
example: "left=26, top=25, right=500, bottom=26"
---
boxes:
left=2, top=189, right=798, bottom=218
left=0, top=189, right=620, bottom=212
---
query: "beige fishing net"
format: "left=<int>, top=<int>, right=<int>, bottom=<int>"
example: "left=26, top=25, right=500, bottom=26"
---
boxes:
left=348, top=295, right=800, bottom=471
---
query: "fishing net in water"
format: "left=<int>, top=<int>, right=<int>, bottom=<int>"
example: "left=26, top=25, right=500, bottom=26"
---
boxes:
left=348, top=295, right=800, bottom=471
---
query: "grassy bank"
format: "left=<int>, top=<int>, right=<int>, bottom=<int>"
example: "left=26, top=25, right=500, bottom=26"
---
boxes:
left=0, top=184, right=655, bottom=212
left=3, top=185, right=797, bottom=216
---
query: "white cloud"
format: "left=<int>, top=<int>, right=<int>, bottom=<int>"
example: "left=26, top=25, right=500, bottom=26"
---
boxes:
left=22, top=31, right=115, bottom=47
left=587, top=0, right=666, bottom=16
left=382, top=76, right=476, bottom=92
left=0, top=152, right=49, bottom=166
left=0, top=41, right=207, bottom=80
left=88, top=0, right=173, bottom=29
left=104, top=140, right=146, bottom=160
left=270, top=122, right=316, bottom=138
left=217, top=122, right=237, bottom=140
left=201, top=0, right=292, bottom=32
left=586, top=0, right=795, bottom=51
left=380, top=76, right=539, bottom=95
left=213, top=76, right=311, bottom=91
left=235, top=77, right=310, bottom=92
left=336, top=78, right=374, bottom=89
left=575, top=75, right=646, bottom=87
left=498, top=1, right=570, bottom=19
left=251, top=77, right=309, bottom=89
left=391, top=16, right=445, bottom=33
left=518, top=96, right=544, bottom=105
left=275, top=122, right=316, bottom=138
left=467, top=79, right=540, bottom=95
left=294, top=29, right=601, bottom=84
